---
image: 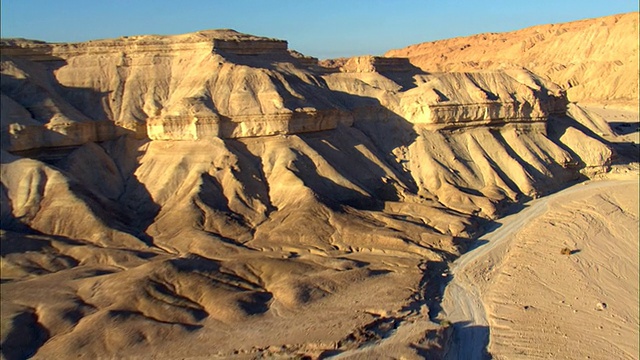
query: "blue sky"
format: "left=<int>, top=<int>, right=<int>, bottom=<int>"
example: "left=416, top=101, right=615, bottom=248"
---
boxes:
left=1, top=1, right=637, bottom=59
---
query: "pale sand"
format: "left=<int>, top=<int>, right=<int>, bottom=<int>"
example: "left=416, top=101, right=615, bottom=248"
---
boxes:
left=440, top=177, right=639, bottom=359
left=484, top=178, right=638, bottom=359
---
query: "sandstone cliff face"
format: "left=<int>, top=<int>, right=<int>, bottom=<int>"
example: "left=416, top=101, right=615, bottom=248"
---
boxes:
left=339, top=56, right=415, bottom=73
left=3, top=28, right=574, bottom=151
left=0, top=30, right=288, bottom=60
left=1, top=30, right=352, bottom=150
left=323, top=69, right=566, bottom=128
left=0, top=23, right=621, bottom=359
left=385, top=12, right=639, bottom=107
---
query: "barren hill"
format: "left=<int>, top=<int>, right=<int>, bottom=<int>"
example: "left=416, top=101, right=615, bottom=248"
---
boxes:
left=0, top=20, right=626, bottom=359
left=385, top=12, right=639, bottom=107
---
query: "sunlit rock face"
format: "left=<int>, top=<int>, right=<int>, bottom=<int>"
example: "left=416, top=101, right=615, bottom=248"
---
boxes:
left=338, top=56, right=415, bottom=73
left=1, top=30, right=352, bottom=148
left=324, top=68, right=567, bottom=129
left=2, top=28, right=572, bottom=150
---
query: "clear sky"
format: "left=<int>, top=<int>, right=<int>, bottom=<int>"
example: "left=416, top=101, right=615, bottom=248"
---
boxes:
left=1, top=1, right=637, bottom=59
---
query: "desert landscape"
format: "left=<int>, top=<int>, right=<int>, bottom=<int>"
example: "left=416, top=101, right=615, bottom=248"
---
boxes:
left=0, top=10, right=638, bottom=360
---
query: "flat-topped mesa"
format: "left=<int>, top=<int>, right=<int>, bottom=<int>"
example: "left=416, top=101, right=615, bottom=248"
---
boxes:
left=207, top=30, right=288, bottom=55
left=340, top=56, right=414, bottom=73
left=2, top=30, right=360, bottom=149
left=0, top=29, right=289, bottom=60
left=399, top=71, right=568, bottom=129
left=289, top=50, right=320, bottom=69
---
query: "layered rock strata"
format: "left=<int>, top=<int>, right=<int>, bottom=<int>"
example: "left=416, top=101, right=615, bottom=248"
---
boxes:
left=0, top=30, right=288, bottom=60
left=1, top=29, right=573, bottom=150
left=147, top=108, right=353, bottom=140
left=339, top=56, right=415, bottom=73
left=1, top=30, right=347, bottom=149
left=323, top=68, right=566, bottom=131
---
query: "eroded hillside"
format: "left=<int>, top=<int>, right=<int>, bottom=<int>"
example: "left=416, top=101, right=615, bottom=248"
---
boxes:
left=385, top=12, right=639, bottom=107
left=0, top=25, right=621, bottom=359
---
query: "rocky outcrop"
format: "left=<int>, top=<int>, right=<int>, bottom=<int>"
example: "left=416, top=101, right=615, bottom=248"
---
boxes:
left=2, top=29, right=570, bottom=151
left=339, top=56, right=415, bottom=73
left=322, top=69, right=567, bottom=129
left=1, top=30, right=352, bottom=149
left=0, top=57, right=133, bottom=151
left=3, top=120, right=127, bottom=152
left=147, top=108, right=353, bottom=140
left=399, top=70, right=567, bottom=128
left=7, top=19, right=628, bottom=156
left=0, top=30, right=288, bottom=60
left=289, top=50, right=320, bottom=69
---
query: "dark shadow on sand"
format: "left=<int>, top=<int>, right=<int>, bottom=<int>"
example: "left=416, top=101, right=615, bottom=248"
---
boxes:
left=445, top=322, right=492, bottom=360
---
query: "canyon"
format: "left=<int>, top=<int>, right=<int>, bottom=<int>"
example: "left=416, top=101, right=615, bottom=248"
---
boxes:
left=1, top=12, right=637, bottom=360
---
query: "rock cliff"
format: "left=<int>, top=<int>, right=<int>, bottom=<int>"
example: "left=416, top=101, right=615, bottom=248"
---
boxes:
left=2, top=30, right=352, bottom=149
left=339, top=56, right=415, bottom=73
left=324, top=69, right=567, bottom=128
left=2, top=30, right=570, bottom=150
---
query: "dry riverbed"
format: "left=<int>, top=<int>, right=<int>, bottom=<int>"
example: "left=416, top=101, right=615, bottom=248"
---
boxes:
left=442, top=177, right=639, bottom=360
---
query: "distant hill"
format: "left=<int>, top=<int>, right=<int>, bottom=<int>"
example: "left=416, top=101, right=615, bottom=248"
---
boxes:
left=386, top=12, right=639, bottom=107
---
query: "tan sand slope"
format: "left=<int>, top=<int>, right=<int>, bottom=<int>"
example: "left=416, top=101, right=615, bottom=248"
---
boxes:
left=386, top=12, right=639, bottom=107
left=481, top=179, right=639, bottom=359
left=1, top=114, right=605, bottom=358
left=438, top=101, right=639, bottom=359
left=438, top=176, right=639, bottom=360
